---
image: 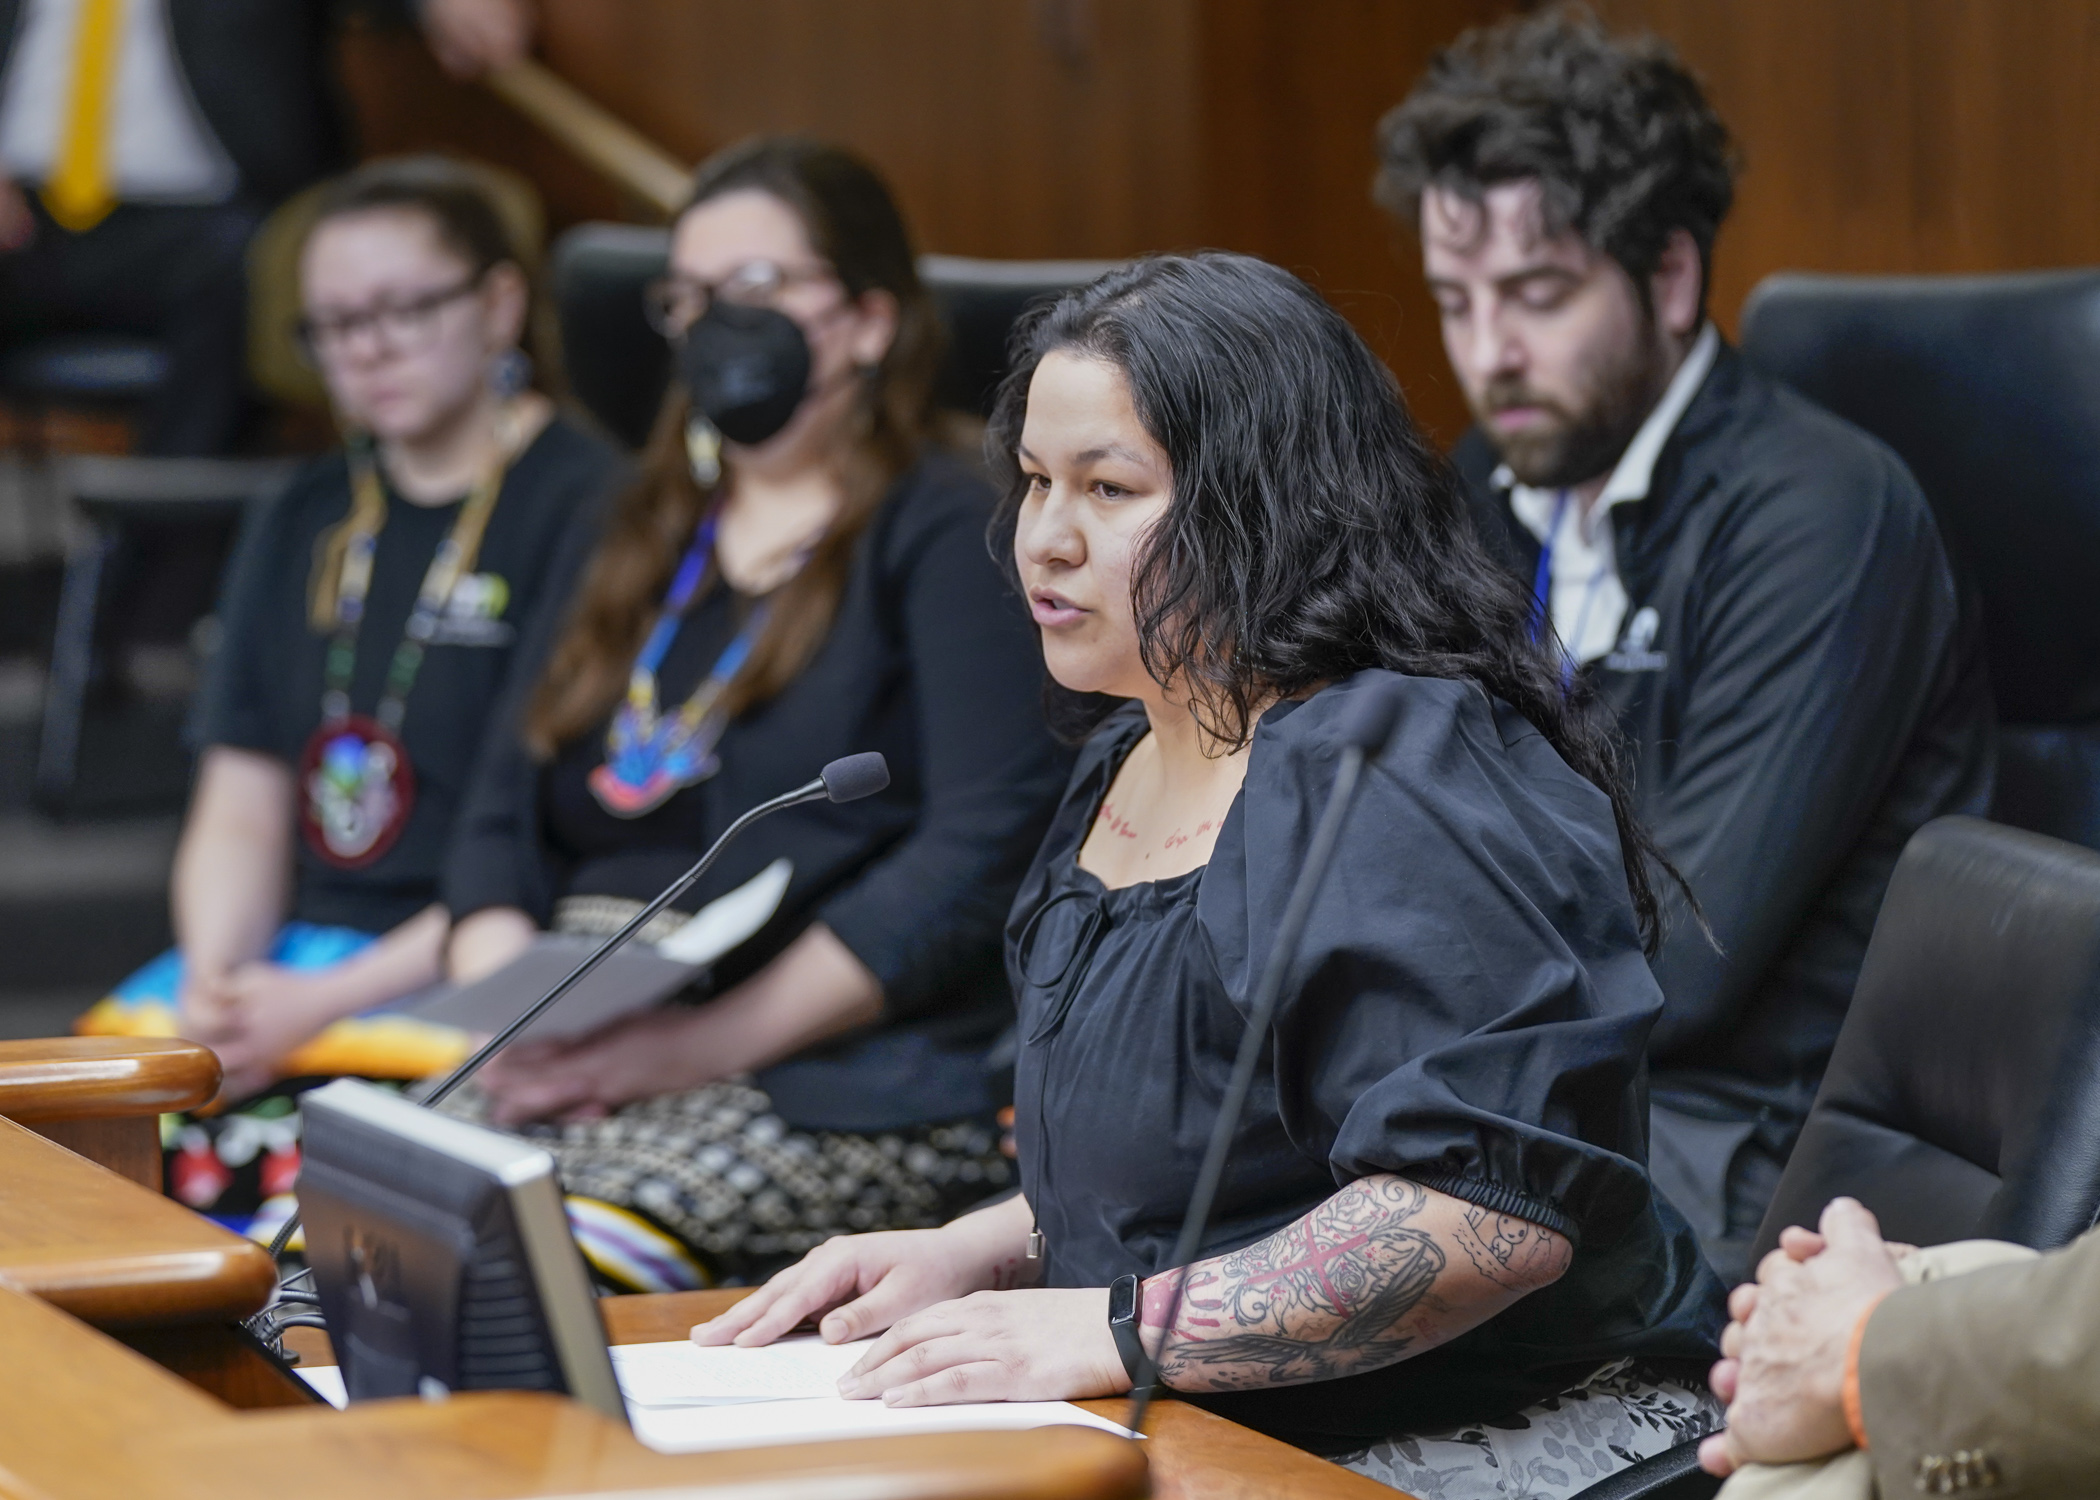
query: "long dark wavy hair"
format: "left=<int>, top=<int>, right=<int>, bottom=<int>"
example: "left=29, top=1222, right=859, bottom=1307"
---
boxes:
left=986, top=251, right=1682, bottom=950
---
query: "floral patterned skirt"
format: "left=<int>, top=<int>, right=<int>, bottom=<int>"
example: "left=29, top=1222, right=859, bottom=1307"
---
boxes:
left=1337, top=1358, right=1723, bottom=1499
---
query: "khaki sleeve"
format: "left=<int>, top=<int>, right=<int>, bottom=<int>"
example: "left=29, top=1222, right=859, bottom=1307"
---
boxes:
left=1860, top=1227, right=2100, bottom=1497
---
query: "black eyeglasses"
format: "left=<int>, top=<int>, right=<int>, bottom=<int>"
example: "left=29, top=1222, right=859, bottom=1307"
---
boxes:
left=294, top=277, right=482, bottom=363
left=643, top=258, right=837, bottom=338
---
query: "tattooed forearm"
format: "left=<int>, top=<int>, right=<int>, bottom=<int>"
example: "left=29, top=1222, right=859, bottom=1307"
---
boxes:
left=1139, top=1174, right=1571, bottom=1393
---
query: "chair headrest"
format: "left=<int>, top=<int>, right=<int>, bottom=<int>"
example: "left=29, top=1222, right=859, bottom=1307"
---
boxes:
left=1742, top=269, right=2100, bottom=725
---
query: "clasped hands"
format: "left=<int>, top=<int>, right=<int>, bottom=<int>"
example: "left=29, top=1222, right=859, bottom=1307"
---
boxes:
left=1699, top=1196, right=1906, bottom=1477
left=179, top=963, right=344, bottom=1104
left=690, top=1213, right=1132, bottom=1407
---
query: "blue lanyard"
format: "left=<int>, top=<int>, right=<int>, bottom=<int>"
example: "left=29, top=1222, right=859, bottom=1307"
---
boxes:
left=1529, top=489, right=1570, bottom=644
left=636, top=514, right=727, bottom=678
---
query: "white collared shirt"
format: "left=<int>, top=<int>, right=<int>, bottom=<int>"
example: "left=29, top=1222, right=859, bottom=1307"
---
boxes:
left=1496, top=322, right=1719, bottom=664
left=0, top=0, right=238, bottom=204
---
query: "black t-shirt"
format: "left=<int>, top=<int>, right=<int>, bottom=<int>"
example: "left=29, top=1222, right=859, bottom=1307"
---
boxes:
left=190, top=418, right=620, bottom=933
left=444, top=452, right=1072, bottom=1131
left=1008, top=674, right=1725, bottom=1451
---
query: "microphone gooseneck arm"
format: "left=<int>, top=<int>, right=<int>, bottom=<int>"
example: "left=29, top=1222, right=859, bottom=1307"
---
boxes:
left=261, top=752, right=890, bottom=1269
left=1125, top=684, right=1399, bottom=1435
left=420, top=776, right=833, bottom=1113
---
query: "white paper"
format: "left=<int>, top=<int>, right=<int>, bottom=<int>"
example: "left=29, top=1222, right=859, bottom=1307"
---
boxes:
left=610, top=1334, right=872, bottom=1406
left=628, top=1395, right=1138, bottom=1455
left=297, top=1366, right=348, bottom=1408
left=656, top=858, right=794, bottom=965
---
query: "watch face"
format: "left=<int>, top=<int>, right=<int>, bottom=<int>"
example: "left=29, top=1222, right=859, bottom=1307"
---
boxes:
left=1109, top=1273, right=1139, bottom=1323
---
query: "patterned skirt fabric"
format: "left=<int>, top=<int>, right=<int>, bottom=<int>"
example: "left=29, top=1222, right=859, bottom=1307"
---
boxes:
left=439, top=1079, right=1013, bottom=1289
left=1338, top=1359, right=1724, bottom=1499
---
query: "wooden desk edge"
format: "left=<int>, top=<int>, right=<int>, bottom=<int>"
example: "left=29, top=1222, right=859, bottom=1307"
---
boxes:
left=0, top=1116, right=277, bottom=1327
left=4, top=1241, right=277, bottom=1326
left=0, top=1036, right=221, bottom=1121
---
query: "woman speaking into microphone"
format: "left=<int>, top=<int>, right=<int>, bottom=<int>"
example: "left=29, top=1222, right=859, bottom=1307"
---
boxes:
left=697, top=253, right=1726, bottom=1498
left=440, top=138, right=1068, bottom=1289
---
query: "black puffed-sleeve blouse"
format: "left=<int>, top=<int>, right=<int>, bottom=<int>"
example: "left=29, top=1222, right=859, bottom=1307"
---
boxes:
left=1007, top=671, right=1724, bottom=1451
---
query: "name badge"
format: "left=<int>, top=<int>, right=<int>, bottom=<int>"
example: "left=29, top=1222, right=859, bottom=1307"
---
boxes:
left=1604, top=605, right=1668, bottom=673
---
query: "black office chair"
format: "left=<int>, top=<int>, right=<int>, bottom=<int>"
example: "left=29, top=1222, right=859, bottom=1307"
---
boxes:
left=36, top=455, right=297, bottom=812
left=1749, top=814, right=2100, bottom=1259
left=1740, top=270, right=2100, bottom=850
left=550, top=222, right=1118, bottom=445
left=1574, top=816, right=2100, bottom=1500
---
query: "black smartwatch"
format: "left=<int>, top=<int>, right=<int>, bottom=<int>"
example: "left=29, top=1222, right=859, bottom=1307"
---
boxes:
left=1107, top=1272, right=1152, bottom=1389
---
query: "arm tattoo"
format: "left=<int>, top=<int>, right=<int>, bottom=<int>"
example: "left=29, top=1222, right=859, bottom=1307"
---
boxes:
left=1141, top=1176, right=1570, bottom=1393
left=1145, top=1177, right=1442, bottom=1390
left=989, top=1253, right=1041, bottom=1291
left=1454, top=1205, right=1572, bottom=1291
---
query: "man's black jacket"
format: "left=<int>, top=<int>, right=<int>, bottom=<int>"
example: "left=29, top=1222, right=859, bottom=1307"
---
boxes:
left=1454, top=343, right=1996, bottom=1158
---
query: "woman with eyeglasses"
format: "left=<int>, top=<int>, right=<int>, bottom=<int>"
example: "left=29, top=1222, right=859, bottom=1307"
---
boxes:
left=696, top=253, right=1726, bottom=1497
left=436, top=138, right=1067, bottom=1288
left=78, top=157, right=619, bottom=1220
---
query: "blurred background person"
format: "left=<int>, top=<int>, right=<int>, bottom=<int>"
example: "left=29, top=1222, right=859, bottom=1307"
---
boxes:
left=438, top=139, right=1068, bottom=1291
left=0, top=0, right=535, bottom=457
left=75, top=156, right=618, bottom=1223
left=1374, top=7, right=1996, bottom=1285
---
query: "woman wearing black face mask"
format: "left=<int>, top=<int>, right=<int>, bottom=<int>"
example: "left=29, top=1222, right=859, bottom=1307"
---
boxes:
left=437, top=138, right=1069, bottom=1287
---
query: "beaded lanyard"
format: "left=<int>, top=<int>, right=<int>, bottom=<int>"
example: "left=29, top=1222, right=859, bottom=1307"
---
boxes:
left=299, top=432, right=511, bottom=867
left=587, top=514, right=773, bottom=819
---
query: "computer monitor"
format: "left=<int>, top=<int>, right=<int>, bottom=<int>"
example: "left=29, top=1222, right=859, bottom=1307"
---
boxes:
left=297, top=1078, right=626, bottom=1419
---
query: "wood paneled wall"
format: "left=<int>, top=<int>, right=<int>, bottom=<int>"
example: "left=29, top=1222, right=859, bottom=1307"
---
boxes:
left=340, top=0, right=1500, bottom=438
left=1593, top=0, right=2100, bottom=341
left=341, top=0, right=2100, bottom=444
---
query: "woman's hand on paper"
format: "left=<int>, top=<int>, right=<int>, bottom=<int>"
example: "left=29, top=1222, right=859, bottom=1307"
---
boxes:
left=835, top=1287, right=1130, bottom=1405
left=693, top=1227, right=997, bottom=1349
left=694, top=1195, right=1042, bottom=1352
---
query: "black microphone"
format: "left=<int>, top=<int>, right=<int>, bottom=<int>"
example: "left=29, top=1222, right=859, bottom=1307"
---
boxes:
left=1125, top=682, right=1400, bottom=1434
left=260, top=752, right=890, bottom=1267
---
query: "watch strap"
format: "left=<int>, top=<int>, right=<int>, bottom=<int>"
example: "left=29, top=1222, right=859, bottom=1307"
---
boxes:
left=1108, top=1272, right=1149, bottom=1388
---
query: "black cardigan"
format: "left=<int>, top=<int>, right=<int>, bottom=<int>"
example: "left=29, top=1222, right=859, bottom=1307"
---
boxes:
left=445, top=451, right=1070, bottom=1132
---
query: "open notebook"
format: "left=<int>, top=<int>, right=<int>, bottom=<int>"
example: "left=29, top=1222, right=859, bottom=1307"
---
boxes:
left=298, top=1331, right=1136, bottom=1453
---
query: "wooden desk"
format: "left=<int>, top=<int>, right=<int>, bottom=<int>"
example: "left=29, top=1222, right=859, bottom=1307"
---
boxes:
left=289, top=1291, right=1395, bottom=1499
left=0, top=1278, right=1144, bottom=1500
left=0, top=1113, right=274, bottom=1328
left=283, top=1285, right=1394, bottom=1495
left=0, top=1112, right=1144, bottom=1499
left=593, top=1290, right=1397, bottom=1500
left=0, top=1054, right=1391, bottom=1499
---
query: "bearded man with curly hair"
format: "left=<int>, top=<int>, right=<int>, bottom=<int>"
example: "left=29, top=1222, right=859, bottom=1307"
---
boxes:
left=1377, top=6, right=1995, bottom=1288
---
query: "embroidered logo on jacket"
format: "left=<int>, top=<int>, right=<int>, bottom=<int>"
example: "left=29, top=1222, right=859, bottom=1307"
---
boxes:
left=1604, top=605, right=1667, bottom=673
